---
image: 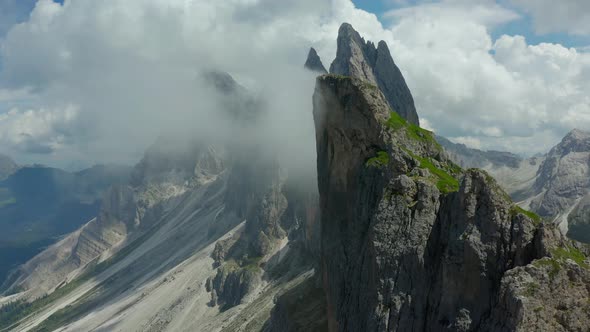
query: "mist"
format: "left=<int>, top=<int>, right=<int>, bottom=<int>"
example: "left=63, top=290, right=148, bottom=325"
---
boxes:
left=1, top=0, right=586, bottom=167
left=0, top=0, right=352, bottom=177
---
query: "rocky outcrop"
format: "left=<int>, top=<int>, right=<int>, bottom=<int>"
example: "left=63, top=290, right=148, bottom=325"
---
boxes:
left=304, top=48, right=328, bottom=74
left=486, top=258, right=590, bottom=331
left=209, top=154, right=320, bottom=309
left=72, top=185, right=136, bottom=265
left=530, top=129, right=590, bottom=217
left=329, top=23, right=419, bottom=125
left=263, top=276, right=328, bottom=332
left=483, top=225, right=590, bottom=331
left=313, top=74, right=590, bottom=331
left=206, top=260, right=261, bottom=310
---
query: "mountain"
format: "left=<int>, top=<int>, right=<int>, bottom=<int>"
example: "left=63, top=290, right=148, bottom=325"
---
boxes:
left=312, top=73, right=589, bottom=331
left=437, top=136, right=522, bottom=169
left=0, top=154, right=17, bottom=181
left=525, top=129, right=590, bottom=241
left=0, top=164, right=132, bottom=289
left=1, top=23, right=589, bottom=332
left=437, top=136, right=544, bottom=198
left=304, top=48, right=328, bottom=73
left=441, top=130, right=590, bottom=244
left=329, top=23, right=420, bottom=126
left=0, top=71, right=322, bottom=332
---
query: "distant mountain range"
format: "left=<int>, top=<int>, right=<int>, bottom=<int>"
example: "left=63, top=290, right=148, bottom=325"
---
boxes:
left=440, top=129, right=590, bottom=243
left=0, top=162, right=131, bottom=287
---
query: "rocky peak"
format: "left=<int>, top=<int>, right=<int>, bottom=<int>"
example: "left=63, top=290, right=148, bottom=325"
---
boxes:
left=557, top=128, right=590, bottom=154
left=529, top=129, right=590, bottom=217
left=200, top=70, right=261, bottom=123
left=328, top=23, right=420, bottom=126
left=304, top=48, right=327, bottom=73
left=312, top=73, right=589, bottom=331
left=201, top=70, right=242, bottom=93
left=329, top=23, right=378, bottom=85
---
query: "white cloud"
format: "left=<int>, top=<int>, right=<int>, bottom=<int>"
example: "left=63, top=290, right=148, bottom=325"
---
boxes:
left=0, top=0, right=340, bottom=167
left=0, top=0, right=588, bottom=167
left=0, top=0, right=36, bottom=38
left=385, top=0, right=520, bottom=28
left=510, top=0, right=590, bottom=36
left=451, top=136, right=482, bottom=149
left=378, top=0, right=590, bottom=154
left=0, top=105, right=78, bottom=154
left=0, top=87, right=34, bottom=102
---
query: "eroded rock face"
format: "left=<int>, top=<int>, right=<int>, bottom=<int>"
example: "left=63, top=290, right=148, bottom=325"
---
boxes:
left=530, top=129, right=590, bottom=218
left=329, top=23, right=420, bottom=126
left=73, top=185, right=136, bottom=265
left=313, top=74, right=590, bottom=331
left=4, top=140, right=228, bottom=299
left=207, top=261, right=261, bottom=310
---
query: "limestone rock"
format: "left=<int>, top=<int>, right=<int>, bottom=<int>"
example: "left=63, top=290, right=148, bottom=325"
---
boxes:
left=329, top=23, right=420, bottom=125
left=208, top=260, right=261, bottom=310
left=530, top=129, right=590, bottom=218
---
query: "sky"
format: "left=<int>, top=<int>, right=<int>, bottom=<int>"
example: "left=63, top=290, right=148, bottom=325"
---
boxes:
left=0, top=0, right=588, bottom=168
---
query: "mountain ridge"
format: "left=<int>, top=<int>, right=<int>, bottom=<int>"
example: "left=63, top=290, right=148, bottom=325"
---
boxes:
left=313, top=73, right=590, bottom=331
left=1, top=23, right=589, bottom=332
left=329, top=23, right=420, bottom=126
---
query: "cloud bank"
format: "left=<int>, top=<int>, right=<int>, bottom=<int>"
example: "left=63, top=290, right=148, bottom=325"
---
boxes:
left=510, top=0, right=590, bottom=36
left=0, top=0, right=588, bottom=167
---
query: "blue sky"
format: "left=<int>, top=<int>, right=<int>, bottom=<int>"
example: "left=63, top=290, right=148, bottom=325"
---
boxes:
left=352, top=0, right=590, bottom=49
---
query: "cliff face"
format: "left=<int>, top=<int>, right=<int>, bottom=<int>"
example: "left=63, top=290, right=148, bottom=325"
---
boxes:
left=313, top=74, right=590, bottom=331
left=525, top=129, right=590, bottom=240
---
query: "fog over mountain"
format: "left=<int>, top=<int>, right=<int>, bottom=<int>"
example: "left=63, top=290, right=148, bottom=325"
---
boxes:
left=0, top=0, right=589, bottom=167
left=0, top=1, right=589, bottom=332
left=0, top=19, right=587, bottom=331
